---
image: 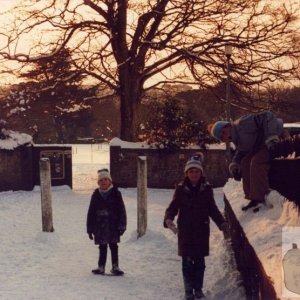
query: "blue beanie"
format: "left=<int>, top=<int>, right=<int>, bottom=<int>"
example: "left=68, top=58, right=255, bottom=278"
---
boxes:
left=210, top=121, right=230, bottom=141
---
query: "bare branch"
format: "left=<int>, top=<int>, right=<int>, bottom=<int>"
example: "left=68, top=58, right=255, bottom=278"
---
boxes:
left=1, top=0, right=300, bottom=140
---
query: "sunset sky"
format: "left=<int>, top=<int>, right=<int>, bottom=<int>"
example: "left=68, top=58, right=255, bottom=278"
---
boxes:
left=0, top=0, right=299, bottom=87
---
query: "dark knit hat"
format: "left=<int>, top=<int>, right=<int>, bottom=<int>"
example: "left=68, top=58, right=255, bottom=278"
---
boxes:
left=184, top=154, right=204, bottom=173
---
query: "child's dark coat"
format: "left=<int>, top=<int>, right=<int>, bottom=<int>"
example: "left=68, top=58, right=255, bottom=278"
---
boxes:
left=87, top=187, right=127, bottom=245
left=164, top=178, right=225, bottom=257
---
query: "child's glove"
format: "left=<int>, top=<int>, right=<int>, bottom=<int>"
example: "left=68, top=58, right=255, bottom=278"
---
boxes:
left=220, top=222, right=230, bottom=240
left=228, top=162, right=241, bottom=181
left=165, top=219, right=178, bottom=235
left=265, top=135, right=279, bottom=150
left=88, top=233, right=94, bottom=240
left=118, top=227, right=126, bottom=236
left=265, top=135, right=280, bottom=158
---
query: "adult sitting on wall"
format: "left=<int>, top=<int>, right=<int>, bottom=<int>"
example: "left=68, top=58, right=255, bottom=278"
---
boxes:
left=208, top=111, right=286, bottom=212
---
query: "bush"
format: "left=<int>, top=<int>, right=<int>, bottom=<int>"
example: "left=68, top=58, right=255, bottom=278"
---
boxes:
left=139, top=98, right=212, bottom=152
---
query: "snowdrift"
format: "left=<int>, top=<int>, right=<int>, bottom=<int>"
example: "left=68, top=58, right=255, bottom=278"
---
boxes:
left=224, top=179, right=300, bottom=299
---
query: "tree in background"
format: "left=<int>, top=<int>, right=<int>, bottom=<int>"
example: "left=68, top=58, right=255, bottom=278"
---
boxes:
left=18, top=47, right=94, bottom=111
left=0, top=0, right=300, bottom=141
left=0, top=48, right=97, bottom=142
left=140, top=97, right=212, bottom=151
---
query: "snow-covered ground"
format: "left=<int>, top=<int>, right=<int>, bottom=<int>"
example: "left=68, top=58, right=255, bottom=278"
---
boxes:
left=1, top=142, right=299, bottom=299
left=0, top=143, right=245, bottom=300
left=224, top=180, right=300, bottom=300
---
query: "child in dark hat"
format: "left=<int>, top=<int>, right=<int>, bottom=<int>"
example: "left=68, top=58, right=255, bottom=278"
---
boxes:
left=164, top=156, right=229, bottom=300
left=87, top=168, right=127, bottom=275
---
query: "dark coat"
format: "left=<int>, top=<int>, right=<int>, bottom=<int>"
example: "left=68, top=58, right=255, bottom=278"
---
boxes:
left=164, top=178, right=225, bottom=258
left=87, top=186, right=127, bottom=245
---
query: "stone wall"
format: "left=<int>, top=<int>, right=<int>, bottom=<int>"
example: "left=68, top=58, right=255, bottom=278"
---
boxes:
left=0, top=145, right=34, bottom=192
left=110, top=146, right=229, bottom=188
left=224, top=195, right=277, bottom=299
left=269, top=158, right=300, bottom=206
left=0, top=145, right=72, bottom=192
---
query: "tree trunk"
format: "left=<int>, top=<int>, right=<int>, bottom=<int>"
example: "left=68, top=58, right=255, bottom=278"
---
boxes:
left=119, top=73, right=142, bottom=141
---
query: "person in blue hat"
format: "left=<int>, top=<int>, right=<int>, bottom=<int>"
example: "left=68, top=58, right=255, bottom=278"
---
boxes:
left=208, top=111, right=285, bottom=212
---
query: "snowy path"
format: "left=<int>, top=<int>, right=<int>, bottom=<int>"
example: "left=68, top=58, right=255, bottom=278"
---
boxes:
left=0, top=144, right=245, bottom=300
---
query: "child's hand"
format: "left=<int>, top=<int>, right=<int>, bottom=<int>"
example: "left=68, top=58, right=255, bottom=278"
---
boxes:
left=165, top=219, right=178, bottom=235
left=88, top=233, right=94, bottom=240
left=118, top=227, right=126, bottom=236
left=220, top=222, right=230, bottom=240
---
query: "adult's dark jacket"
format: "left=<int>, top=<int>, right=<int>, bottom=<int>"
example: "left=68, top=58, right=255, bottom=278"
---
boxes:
left=87, top=186, right=127, bottom=245
left=164, top=178, right=225, bottom=258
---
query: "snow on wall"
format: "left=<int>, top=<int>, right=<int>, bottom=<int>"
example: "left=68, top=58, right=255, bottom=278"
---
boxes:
left=109, top=137, right=226, bottom=150
left=0, top=130, right=32, bottom=150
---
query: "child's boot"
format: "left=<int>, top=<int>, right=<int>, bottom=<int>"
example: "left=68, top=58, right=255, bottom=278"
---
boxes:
left=92, top=265, right=105, bottom=275
left=110, top=243, right=123, bottom=275
left=194, top=289, right=205, bottom=299
left=94, top=244, right=107, bottom=274
left=184, top=290, right=194, bottom=300
left=110, top=265, right=124, bottom=276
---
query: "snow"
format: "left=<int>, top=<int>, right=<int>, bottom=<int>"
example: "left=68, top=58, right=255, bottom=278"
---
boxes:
left=56, top=103, right=91, bottom=113
left=0, top=130, right=32, bottom=150
left=0, top=143, right=245, bottom=300
left=224, top=179, right=300, bottom=299
left=110, top=137, right=225, bottom=150
left=110, top=137, right=150, bottom=149
left=284, top=123, right=300, bottom=128
left=1, top=142, right=298, bottom=299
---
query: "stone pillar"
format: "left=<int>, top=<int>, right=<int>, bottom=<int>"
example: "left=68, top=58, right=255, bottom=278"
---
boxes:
left=137, top=156, right=147, bottom=238
left=39, top=158, right=54, bottom=232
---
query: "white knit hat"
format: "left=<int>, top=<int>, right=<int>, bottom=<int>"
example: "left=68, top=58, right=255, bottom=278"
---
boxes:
left=97, top=168, right=112, bottom=181
left=184, top=154, right=204, bottom=173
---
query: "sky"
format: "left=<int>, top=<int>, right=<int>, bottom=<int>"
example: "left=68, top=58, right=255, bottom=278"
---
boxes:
left=0, top=0, right=16, bottom=13
left=1, top=136, right=300, bottom=299
left=1, top=0, right=300, bottom=89
left=0, top=0, right=188, bottom=88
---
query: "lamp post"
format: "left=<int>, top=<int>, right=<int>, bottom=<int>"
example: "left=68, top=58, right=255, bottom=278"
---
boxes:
left=225, top=44, right=232, bottom=121
left=225, top=44, right=232, bottom=164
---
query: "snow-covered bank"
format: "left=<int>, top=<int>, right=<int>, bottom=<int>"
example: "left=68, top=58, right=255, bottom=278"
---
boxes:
left=0, top=145, right=245, bottom=300
left=224, top=179, right=300, bottom=299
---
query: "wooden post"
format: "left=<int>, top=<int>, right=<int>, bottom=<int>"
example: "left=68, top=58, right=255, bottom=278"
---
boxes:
left=39, top=158, right=54, bottom=232
left=137, top=156, right=147, bottom=238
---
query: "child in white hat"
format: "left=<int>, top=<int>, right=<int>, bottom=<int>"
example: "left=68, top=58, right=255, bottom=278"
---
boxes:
left=87, top=168, right=127, bottom=276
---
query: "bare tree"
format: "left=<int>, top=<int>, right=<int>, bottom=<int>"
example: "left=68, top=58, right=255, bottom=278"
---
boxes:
left=0, top=0, right=300, bottom=141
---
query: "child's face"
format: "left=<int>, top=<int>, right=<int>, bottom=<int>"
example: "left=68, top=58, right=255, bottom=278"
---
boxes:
left=220, top=125, right=232, bottom=143
left=186, top=168, right=202, bottom=184
left=98, top=178, right=112, bottom=190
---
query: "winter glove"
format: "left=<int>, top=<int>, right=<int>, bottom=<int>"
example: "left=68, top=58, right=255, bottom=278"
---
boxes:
left=265, top=135, right=280, bottom=158
left=228, top=162, right=241, bottom=181
left=220, top=222, right=230, bottom=240
left=165, top=219, right=178, bottom=235
left=118, top=227, right=126, bottom=236
left=88, top=233, right=94, bottom=240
